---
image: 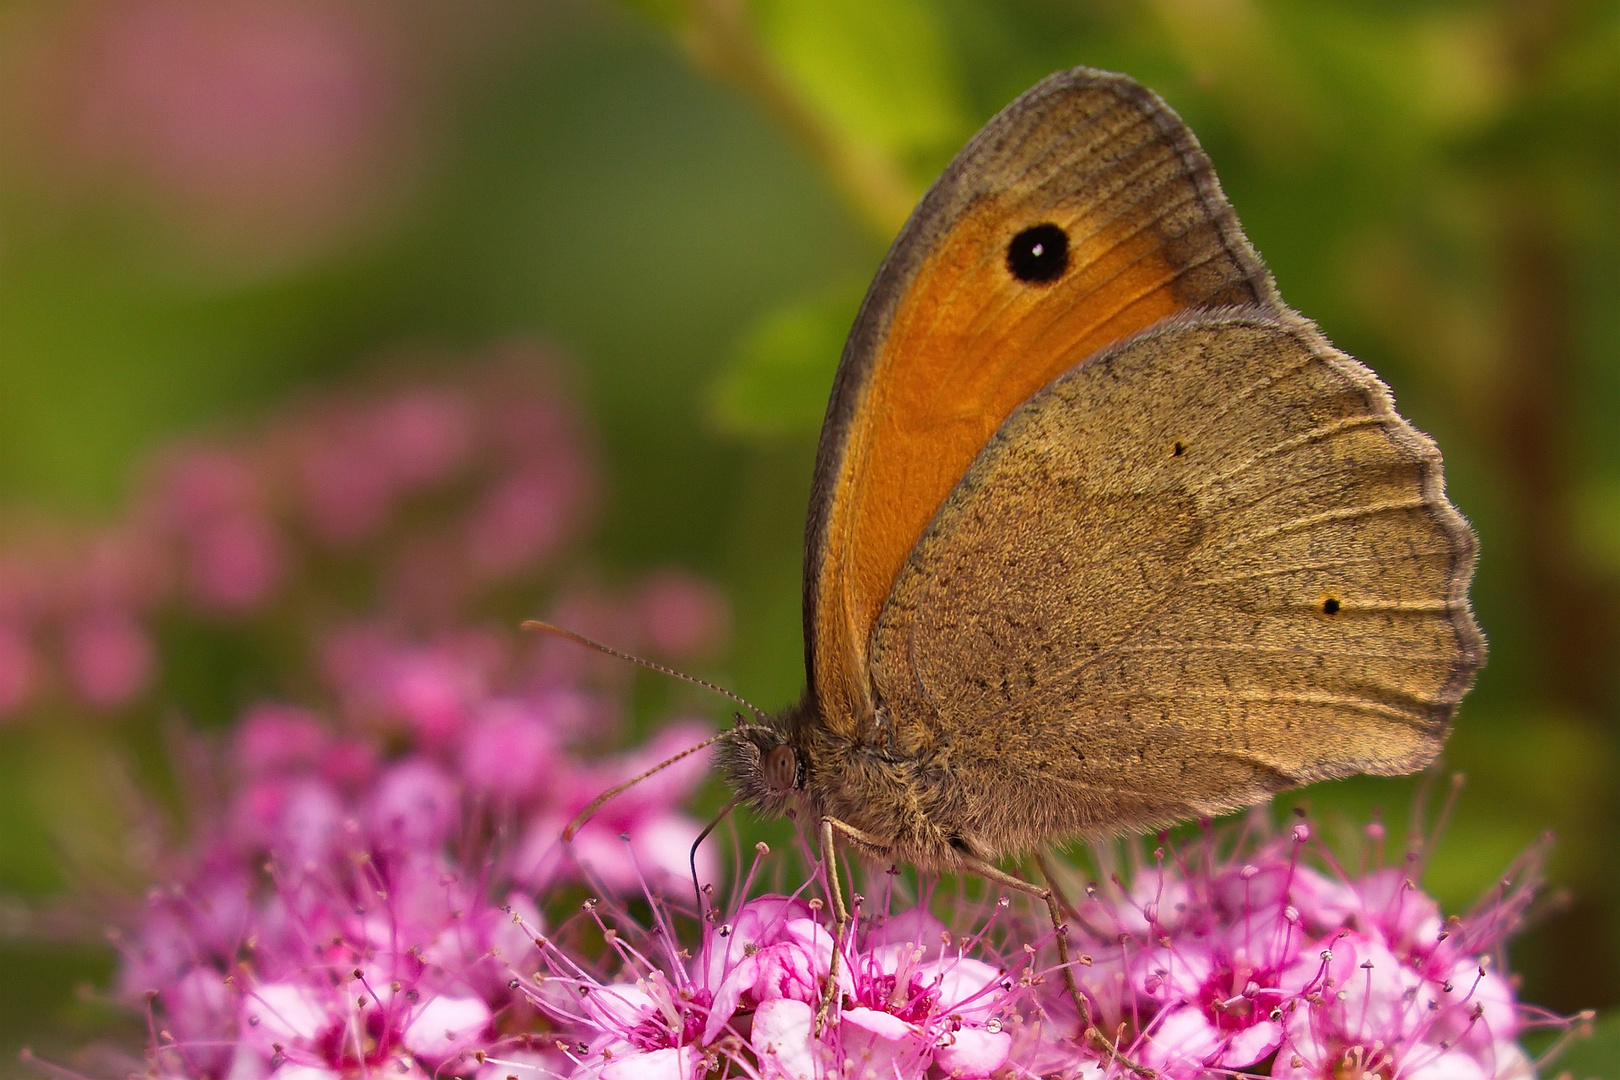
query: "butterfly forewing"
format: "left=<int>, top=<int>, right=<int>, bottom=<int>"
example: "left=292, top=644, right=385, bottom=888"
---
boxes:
left=805, top=69, right=1275, bottom=736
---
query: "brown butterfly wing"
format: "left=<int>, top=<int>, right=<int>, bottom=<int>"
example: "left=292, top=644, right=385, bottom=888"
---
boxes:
left=805, top=68, right=1275, bottom=736
left=865, top=309, right=1483, bottom=857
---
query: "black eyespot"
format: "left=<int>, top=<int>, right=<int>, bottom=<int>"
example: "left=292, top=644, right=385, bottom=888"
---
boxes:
left=1322, top=598, right=1341, bottom=616
left=947, top=835, right=972, bottom=854
left=1007, top=224, right=1069, bottom=284
left=1172, top=441, right=1186, bottom=457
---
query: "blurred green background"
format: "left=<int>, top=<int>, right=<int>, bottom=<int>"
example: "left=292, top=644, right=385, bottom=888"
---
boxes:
left=1, top=0, right=1618, bottom=1070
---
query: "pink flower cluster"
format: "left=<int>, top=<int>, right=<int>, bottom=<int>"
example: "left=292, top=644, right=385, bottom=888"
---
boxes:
left=530, top=885, right=1039, bottom=1080
left=535, top=820, right=1561, bottom=1080
left=107, top=664, right=1565, bottom=1080
left=1060, top=818, right=1551, bottom=1080
left=0, top=350, right=609, bottom=719
left=18, top=0, right=416, bottom=263
left=117, top=611, right=726, bottom=1080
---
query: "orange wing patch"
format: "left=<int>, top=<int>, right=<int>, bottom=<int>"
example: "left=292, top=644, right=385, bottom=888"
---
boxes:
left=814, top=195, right=1191, bottom=730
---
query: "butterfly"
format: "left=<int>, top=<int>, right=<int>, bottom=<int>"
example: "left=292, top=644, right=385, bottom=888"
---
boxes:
left=546, top=65, right=1484, bottom=1043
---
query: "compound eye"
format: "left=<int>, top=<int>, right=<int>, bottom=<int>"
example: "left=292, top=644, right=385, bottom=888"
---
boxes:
left=763, top=745, right=798, bottom=793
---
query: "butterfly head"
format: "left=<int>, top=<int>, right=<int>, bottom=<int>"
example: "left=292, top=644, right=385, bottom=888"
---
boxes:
left=717, top=712, right=805, bottom=819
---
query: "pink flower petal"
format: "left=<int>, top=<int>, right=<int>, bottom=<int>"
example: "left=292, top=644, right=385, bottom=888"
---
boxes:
left=1140, top=1003, right=1221, bottom=1074
left=599, top=1045, right=703, bottom=1080
left=752, top=998, right=824, bottom=1080
left=580, top=982, right=656, bottom=1032
left=269, top=1066, right=341, bottom=1080
left=864, top=907, right=947, bottom=961
left=932, top=1026, right=1011, bottom=1077
left=914, top=957, right=1009, bottom=1021
left=628, top=812, right=716, bottom=891
left=1133, top=943, right=1214, bottom=1002
left=402, top=994, right=491, bottom=1062
left=244, top=982, right=328, bottom=1051
left=839, top=1006, right=926, bottom=1080
left=696, top=896, right=813, bottom=989
left=703, top=953, right=760, bottom=1042
left=782, top=919, right=854, bottom=998
left=1430, top=961, right=1518, bottom=1051
left=1400, top=1053, right=1492, bottom=1080
left=225, top=1042, right=268, bottom=1080
left=1222, top=1018, right=1284, bottom=1067
left=476, top=1050, right=565, bottom=1080
left=752, top=941, right=822, bottom=1006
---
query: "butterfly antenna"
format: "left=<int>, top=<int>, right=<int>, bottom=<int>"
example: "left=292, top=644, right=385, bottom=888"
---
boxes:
left=690, top=795, right=743, bottom=913
left=560, top=730, right=727, bottom=841
left=521, top=619, right=769, bottom=724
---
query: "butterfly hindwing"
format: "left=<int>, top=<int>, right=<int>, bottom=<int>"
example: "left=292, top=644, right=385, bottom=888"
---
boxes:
left=866, top=309, right=1483, bottom=855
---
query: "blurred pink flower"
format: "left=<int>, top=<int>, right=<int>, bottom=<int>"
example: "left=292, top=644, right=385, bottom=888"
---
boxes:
left=458, top=700, right=559, bottom=801
left=365, top=759, right=460, bottom=850
left=635, top=571, right=730, bottom=658
left=233, top=703, right=328, bottom=776
left=513, top=720, right=718, bottom=895
left=153, top=447, right=285, bottom=611
left=186, top=512, right=284, bottom=611
left=368, top=389, right=475, bottom=489
left=69, top=527, right=170, bottom=611
left=465, top=463, right=587, bottom=577
left=63, top=606, right=154, bottom=708
left=293, top=423, right=396, bottom=548
left=323, top=627, right=506, bottom=745
left=230, top=775, right=344, bottom=866
left=0, top=622, right=39, bottom=718
left=39, top=0, right=410, bottom=262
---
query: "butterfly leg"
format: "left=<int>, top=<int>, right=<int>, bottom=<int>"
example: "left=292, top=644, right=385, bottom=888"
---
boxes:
left=814, top=816, right=908, bottom=1031
left=958, top=853, right=1154, bottom=1078
left=954, top=855, right=1091, bottom=1029
left=814, top=816, right=854, bottom=1033
left=1034, top=849, right=1081, bottom=922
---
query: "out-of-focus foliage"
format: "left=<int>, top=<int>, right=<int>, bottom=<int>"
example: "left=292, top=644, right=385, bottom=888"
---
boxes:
left=709, top=277, right=864, bottom=436
left=1558, top=1010, right=1620, bottom=1079
left=0, top=0, right=1617, bottom=1069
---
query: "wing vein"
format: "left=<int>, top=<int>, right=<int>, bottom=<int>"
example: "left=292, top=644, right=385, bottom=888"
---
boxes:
left=1211, top=497, right=1431, bottom=551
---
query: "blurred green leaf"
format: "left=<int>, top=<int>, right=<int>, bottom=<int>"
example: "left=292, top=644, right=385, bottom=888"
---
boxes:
left=708, top=278, right=865, bottom=437
left=1574, top=475, right=1620, bottom=573
left=617, top=0, right=686, bottom=30
left=1548, top=1009, right=1620, bottom=1080
left=751, top=0, right=968, bottom=171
